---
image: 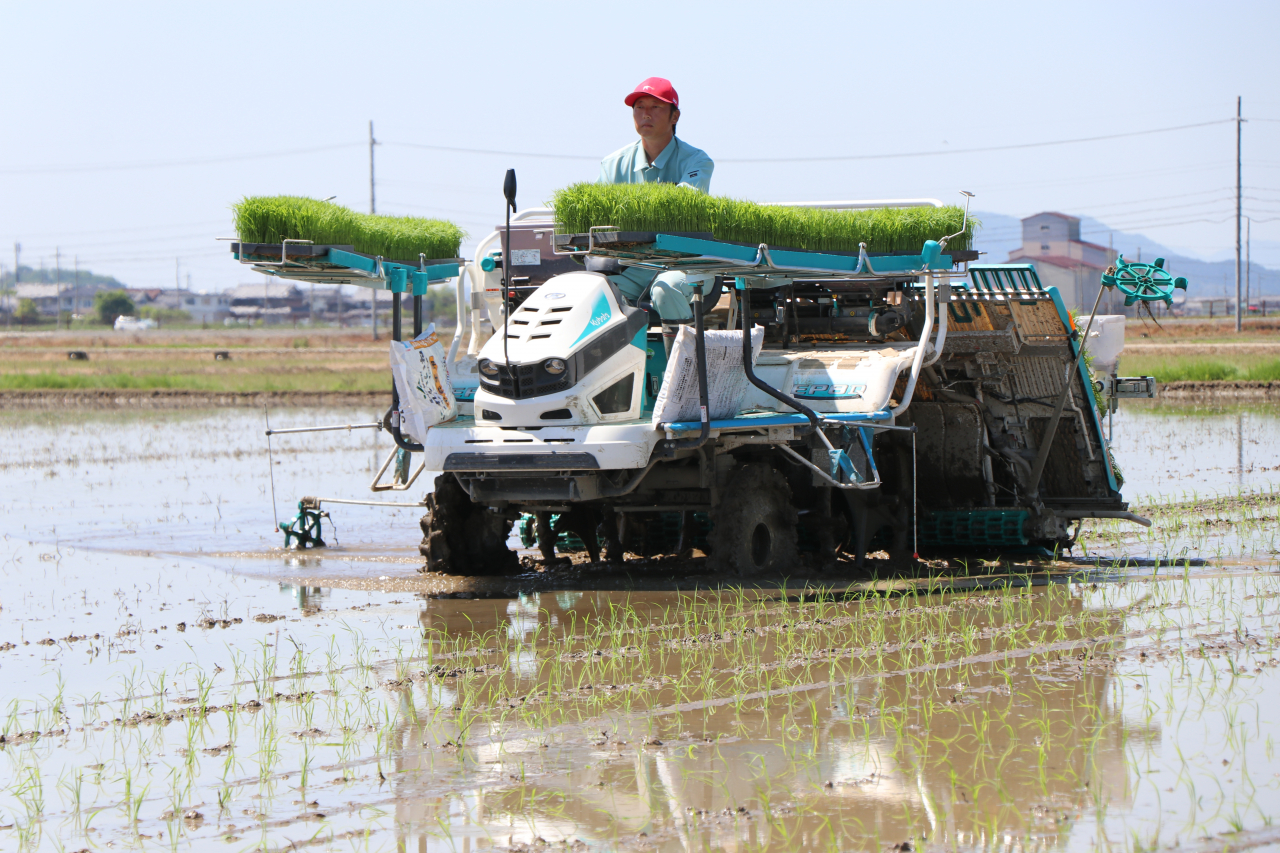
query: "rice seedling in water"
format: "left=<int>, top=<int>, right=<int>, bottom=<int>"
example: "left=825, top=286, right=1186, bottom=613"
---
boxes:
left=232, top=196, right=466, bottom=262
left=550, top=181, right=976, bottom=253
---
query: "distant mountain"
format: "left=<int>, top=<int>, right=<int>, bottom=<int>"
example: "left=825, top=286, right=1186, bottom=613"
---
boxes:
left=1, top=265, right=127, bottom=290
left=971, top=211, right=1277, bottom=299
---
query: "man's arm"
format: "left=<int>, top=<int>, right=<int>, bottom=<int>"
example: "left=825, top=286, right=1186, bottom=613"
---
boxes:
left=675, top=153, right=714, bottom=193
left=598, top=144, right=632, bottom=185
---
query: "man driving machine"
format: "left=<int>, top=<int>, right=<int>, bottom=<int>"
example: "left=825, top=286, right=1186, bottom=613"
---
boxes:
left=598, top=77, right=715, bottom=354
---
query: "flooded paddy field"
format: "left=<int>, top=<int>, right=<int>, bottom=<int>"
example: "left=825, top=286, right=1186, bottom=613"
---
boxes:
left=2, top=402, right=1279, bottom=852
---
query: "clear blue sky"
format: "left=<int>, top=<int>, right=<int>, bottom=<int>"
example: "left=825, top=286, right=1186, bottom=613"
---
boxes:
left=1, top=0, right=1277, bottom=290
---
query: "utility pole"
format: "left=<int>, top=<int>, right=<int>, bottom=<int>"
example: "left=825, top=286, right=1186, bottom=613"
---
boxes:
left=1236, top=96, right=1244, bottom=333
left=369, top=119, right=379, bottom=341
left=75, top=256, right=80, bottom=324
left=369, top=120, right=377, bottom=216
left=1246, top=217, right=1252, bottom=314
left=9, top=242, right=18, bottom=329
left=1108, top=232, right=1115, bottom=313
left=55, top=247, right=62, bottom=330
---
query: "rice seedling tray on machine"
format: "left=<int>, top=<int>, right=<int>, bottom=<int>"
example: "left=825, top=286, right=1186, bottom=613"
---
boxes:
left=551, top=230, right=977, bottom=282
left=231, top=242, right=462, bottom=292
left=231, top=195, right=466, bottom=291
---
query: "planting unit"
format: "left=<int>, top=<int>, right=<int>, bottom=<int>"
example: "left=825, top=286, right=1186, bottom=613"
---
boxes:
left=234, top=193, right=1168, bottom=574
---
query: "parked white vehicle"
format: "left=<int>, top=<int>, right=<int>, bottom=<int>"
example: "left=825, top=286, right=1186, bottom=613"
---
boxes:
left=114, top=315, right=157, bottom=331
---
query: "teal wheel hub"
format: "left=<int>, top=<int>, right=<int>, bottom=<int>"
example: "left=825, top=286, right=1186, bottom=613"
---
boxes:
left=1100, top=256, right=1187, bottom=307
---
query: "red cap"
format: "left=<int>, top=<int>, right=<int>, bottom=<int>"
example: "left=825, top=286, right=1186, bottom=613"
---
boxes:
left=625, top=77, right=678, bottom=109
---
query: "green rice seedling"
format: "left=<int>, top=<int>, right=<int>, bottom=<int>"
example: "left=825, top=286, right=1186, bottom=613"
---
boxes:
left=233, top=196, right=466, bottom=262
left=550, top=182, right=976, bottom=253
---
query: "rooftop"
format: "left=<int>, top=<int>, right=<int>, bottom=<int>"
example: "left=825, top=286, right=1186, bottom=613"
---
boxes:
left=1024, top=254, right=1111, bottom=271
left=228, top=282, right=302, bottom=300
left=14, top=282, right=123, bottom=299
left=1023, top=211, right=1080, bottom=223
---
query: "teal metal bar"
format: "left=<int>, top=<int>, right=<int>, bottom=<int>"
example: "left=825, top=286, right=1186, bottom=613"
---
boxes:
left=648, top=233, right=952, bottom=274
left=420, top=262, right=460, bottom=282
left=1044, top=284, right=1119, bottom=494
left=325, top=248, right=378, bottom=274
left=664, top=409, right=892, bottom=433
left=969, top=264, right=1045, bottom=294
left=318, top=249, right=458, bottom=291
left=387, top=266, right=408, bottom=294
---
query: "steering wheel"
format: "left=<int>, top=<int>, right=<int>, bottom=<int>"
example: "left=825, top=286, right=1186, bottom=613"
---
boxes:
left=1100, top=256, right=1188, bottom=307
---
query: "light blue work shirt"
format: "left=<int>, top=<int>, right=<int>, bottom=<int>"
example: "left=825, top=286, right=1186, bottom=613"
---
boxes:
left=597, top=136, right=714, bottom=193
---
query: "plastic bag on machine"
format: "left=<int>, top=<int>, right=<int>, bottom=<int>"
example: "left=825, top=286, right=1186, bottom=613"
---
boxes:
left=651, top=326, right=765, bottom=427
left=389, top=325, right=458, bottom=443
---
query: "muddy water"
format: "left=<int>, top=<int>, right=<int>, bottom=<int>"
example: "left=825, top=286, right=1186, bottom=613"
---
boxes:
left=0, top=403, right=1278, bottom=852
left=1109, top=401, right=1280, bottom=502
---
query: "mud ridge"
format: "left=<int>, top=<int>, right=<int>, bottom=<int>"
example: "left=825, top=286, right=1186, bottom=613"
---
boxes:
left=1160, top=380, right=1280, bottom=399
left=0, top=388, right=388, bottom=409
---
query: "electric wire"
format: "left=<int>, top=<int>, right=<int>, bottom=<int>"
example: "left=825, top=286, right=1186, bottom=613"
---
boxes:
left=5, top=117, right=1237, bottom=177
left=0, top=143, right=363, bottom=176
left=384, top=118, right=1237, bottom=165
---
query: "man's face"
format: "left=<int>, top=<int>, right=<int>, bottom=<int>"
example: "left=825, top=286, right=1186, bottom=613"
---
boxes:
left=632, top=96, right=678, bottom=141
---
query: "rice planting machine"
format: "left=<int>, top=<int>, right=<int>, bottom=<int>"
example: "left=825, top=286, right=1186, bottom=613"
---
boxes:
left=235, top=185, right=1179, bottom=575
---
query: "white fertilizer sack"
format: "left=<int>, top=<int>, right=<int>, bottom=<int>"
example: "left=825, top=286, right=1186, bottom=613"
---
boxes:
left=390, top=325, right=458, bottom=443
left=652, top=326, right=765, bottom=427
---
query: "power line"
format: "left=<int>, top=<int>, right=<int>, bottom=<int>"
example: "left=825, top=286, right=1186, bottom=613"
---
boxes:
left=0, top=143, right=362, bottom=176
left=721, top=119, right=1237, bottom=163
left=0, top=116, right=1262, bottom=178
left=14, top=231, right=232, bottom=254
left=1072, top=198, right=1238, bottom=221
left=1059, top=188, right=1236, bottom=213
left=383, top=117, right=1236, bottom=165
left=2, top=219, right=229, bottom=239
left=385, top=141, right=596, bottom=162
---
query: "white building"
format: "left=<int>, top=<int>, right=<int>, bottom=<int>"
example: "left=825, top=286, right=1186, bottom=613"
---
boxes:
left=228, top=282, right=307, bottom=323
left=153, top=290, right=232, bottom=324
left=14, top=282, right=123, bottom=317
left=1007, top=212, right=1119, bottom=312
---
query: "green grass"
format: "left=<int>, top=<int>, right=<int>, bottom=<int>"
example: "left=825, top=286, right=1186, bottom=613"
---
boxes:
left=1121, top=355, right=1280, bottom=382
left=550, top=182, right=975, bottom=253
left=233, top=196, right=466, bottom=262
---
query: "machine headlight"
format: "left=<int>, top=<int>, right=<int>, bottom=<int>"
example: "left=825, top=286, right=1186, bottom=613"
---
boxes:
left=543, top=358, right=566, bottom=375
left=479, top=359, right=499, bottom=377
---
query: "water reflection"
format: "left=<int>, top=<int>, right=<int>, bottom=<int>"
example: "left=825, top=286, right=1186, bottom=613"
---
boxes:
left=387, top=586, right=1142, bottom=851
left=279, top=582, right=329, bottom=614
left=1112, top=402, right=1280, bottom=501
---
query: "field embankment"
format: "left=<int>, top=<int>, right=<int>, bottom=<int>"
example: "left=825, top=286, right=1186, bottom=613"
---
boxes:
left=1, top=327, right=1277, bottom=407
left=0, top=329, right=430, bottom=405
left=1122, top=341, right=1280, bottom=384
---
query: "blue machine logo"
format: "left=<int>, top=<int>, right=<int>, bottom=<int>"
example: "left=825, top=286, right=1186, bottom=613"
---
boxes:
left=793, top=382, right=865, bottom=400
left=572, top=290, right=614, bottom=346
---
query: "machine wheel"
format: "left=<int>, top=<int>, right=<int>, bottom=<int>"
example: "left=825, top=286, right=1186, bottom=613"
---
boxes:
left=708, top=463, right=798, bottom=576
left=418, top=474, right=519, bottom=575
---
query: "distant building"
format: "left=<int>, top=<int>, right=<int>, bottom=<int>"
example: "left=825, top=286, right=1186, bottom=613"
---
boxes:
left=1007, top=213, right=1119, bottom=312
left=152, top=290, right=232, bottom=324
left=228, top=282, right=307, bottom=323
left=125, top=288, right=164, bottom=307
left=14, top=281, right=123, bottom=317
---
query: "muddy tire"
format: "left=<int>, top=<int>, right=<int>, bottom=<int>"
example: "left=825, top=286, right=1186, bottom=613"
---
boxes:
left=708, top=463, right=798, bottom=576
left=418, top=474, right=519, bottom=575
